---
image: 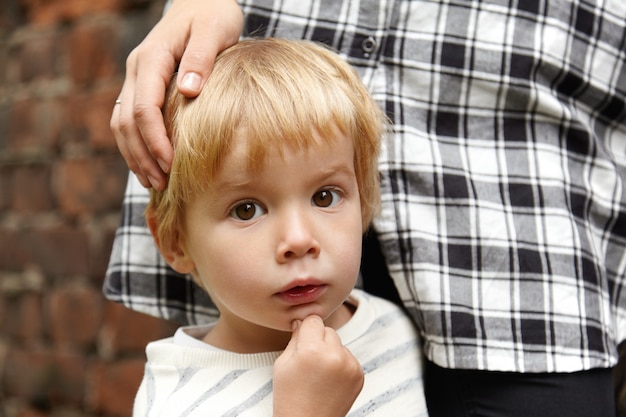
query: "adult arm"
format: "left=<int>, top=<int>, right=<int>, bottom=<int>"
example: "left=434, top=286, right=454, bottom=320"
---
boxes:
left=110, top=0, right=243, bottom=190
left=273, top=316, right=364, bottom=417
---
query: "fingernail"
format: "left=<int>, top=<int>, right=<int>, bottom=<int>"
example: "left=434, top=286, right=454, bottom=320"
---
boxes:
left=157, top=159, right=169, bottom=174
left=138, top=175, right=151, bottom=189
left=148, top=175, right=160, bottom=190
left=181, top=72, right=202, bottom=92
left=291, top=320, right=302, bottom=331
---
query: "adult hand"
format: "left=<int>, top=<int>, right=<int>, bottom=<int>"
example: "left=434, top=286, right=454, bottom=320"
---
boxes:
left=273, top=315, right=364, bottom=417
left=110, top=0, right=243, bottom=190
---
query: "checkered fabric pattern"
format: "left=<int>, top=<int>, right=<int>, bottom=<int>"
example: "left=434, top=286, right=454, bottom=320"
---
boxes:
left=104, top=0, right=626, bottom=373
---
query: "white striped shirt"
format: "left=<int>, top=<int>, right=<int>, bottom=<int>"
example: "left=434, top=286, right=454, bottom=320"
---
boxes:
left=133, top=290, right=428, bottom=417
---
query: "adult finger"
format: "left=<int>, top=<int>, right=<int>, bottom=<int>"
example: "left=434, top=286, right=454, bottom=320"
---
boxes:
left=176, top=1, right=243, bottom=97
left=131, top=47, right=176, bottom=188
left=111, top=61, right=155, bottom=188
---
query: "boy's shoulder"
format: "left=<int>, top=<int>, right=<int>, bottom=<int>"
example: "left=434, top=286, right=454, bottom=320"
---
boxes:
left=341, top=288, right=419, bottom=345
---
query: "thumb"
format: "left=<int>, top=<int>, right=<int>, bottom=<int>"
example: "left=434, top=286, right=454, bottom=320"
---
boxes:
left=176, top=48, right=217, bottom=97
left=292, top=319, right=302, bottom=332
left=176, top=7, right=243, bottom=97
left=276, top=320, right=302, bottom=367
left=284, top=319, right=302, bottom=351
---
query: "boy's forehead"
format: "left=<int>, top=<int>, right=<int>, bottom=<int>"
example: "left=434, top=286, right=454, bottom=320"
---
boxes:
left=238, top=130, right=346, bottom=163
left=234, top=122, right=337, bottom=150
left=234, top=122, right=347, bottom=148
left=212, top=127, right=354, bottom=180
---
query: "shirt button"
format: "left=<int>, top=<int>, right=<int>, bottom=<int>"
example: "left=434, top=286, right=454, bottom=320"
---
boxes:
left=361, top=36, right=377, bottom=57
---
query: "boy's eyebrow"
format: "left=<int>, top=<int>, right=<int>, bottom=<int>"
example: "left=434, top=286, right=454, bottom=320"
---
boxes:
left=313, top=163, right=355, bottom=181
left=212, top=161, right=356, bottom=192
left=210, top=175, right=255, bottom=192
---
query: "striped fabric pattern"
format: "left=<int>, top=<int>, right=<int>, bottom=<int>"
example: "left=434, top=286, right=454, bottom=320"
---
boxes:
left=132, top=290, right=428, bottom=417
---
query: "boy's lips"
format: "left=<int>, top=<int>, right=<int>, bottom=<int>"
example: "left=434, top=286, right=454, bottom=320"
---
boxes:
left=276, top=281, right=328, bottom=305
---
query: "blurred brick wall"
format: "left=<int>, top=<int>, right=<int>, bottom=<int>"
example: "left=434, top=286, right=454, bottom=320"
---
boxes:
left=0, top=1, right=624, bottom=417
left=0, top=1, right=177, bottom=416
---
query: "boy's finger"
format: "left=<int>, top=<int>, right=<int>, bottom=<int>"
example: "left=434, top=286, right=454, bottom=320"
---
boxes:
left=322, top=326, right=343, bottom=346
left=293, top=315, right=326, bottom=344
left=282, top=319, right=302, bottom=352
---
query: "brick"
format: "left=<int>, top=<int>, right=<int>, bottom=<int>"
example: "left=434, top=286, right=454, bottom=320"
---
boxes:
left=89, top=220, right=119, bottom=284
left=1, top=292, right=44, bottom=346
left=68, top=21, right=119, bottom=86
left=88, top=358, right=144, bottom=417
left=67, top=86, right=122, bottom=150
left=15, top=292, right=45, bottom=346
left=0, top=100, right=8, bottom=151
left=11, top=164, right=54, bottom=212
left=16, top=407, right=49, bottom=417
left=100, top=301, right=177, bottom=356
left=6, top=98, right=61, bottom=155
left=21, top=0, right=157, bottom=26
left=0, top=229, right=30, bottom=271
left=0, top=229, right=29, bottom=271
left=0, top=166, right=10, bottom=210
left=22, top=0, right=121, bottom=25
left=0, top=226, right=89, bottom=278
left=0, top=295, right=4, bottom=334
left=53, top=155, right=127, bottom=216
left=14, top=32, right=58, bottom=82
left=7, top=98, right=39, bottom=152
left=38, top=97, right=65, bottom=151
left=46, top=287, right=103, bottom=351
left=35, top=227, right=91, bottom=279
left=0, top=1, right=26, bottom=33
left=2, top=348, right=86, bottom=406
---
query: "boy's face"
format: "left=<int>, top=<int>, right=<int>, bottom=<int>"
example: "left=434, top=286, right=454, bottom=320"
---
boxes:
left=173, top=129, right=363, bottom=351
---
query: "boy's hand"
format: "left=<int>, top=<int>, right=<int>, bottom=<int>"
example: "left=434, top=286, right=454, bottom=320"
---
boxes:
left=110, top=0, right=243, bottom=190
left=273, top=315, right=364, bottom=417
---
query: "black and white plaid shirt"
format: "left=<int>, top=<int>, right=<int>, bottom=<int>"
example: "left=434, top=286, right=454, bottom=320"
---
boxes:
left=105, top=0, right=626, bottom=373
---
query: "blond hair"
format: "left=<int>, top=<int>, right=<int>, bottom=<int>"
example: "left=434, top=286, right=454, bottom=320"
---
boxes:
left=150, top=38, right=386, bottom=250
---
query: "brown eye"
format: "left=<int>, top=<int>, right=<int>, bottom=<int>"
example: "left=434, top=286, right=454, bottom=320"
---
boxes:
left=231, top=202, right=265, bottom=221
left=312, top=189, right=340, bottom=208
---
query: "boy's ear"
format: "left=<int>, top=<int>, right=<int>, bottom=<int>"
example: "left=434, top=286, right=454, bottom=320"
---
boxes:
left=145, top=212, right=195, bottom=274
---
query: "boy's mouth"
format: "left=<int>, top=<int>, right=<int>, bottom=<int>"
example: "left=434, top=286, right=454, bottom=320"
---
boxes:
left=276, top=283, right=327, bottom=305
left=284, top=285, right=319, bottom=296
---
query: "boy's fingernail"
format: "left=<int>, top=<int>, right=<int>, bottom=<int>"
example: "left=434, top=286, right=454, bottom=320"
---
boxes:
left=291, top=320, right=302, bottom=331
left=181, top=72, right=202, bottom=92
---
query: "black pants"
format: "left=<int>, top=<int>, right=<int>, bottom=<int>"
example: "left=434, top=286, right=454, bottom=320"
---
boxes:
left=424, top=359, right=616, bottom=417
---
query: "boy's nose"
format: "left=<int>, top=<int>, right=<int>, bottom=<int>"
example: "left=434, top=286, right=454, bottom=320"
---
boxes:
left=275, top=210, right=321, bottom=263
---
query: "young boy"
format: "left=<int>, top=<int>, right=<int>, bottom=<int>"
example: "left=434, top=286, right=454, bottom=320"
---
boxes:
left=136, top=38, right=428, bottom=417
